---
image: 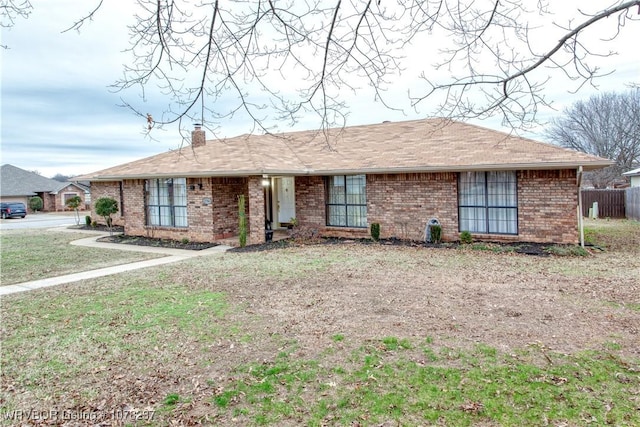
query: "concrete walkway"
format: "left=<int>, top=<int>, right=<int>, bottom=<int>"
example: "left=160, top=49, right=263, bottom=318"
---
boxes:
left=0, top=232, right=231, bottom=296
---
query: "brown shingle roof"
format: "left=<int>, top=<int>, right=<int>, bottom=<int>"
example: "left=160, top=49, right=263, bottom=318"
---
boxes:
left=79, top=119, right=611, bottom=180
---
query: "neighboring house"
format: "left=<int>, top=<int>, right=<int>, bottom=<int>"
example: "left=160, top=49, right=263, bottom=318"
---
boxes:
left=51, top=181, right=91, bottom=211
left=78, top=119, right=611, bottom=245
left=622, top=167, right=640, bottom=187
left=0, top=164, right=89, bottom=211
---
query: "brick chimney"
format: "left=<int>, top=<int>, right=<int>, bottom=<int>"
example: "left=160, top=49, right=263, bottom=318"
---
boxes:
left=191, top=124, right=206, bottom=147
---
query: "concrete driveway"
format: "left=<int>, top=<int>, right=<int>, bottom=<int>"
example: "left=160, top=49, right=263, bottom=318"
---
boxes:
left=0, top=211, right=84, bottom=230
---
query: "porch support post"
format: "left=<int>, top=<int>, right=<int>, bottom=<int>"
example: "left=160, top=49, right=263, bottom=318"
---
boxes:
left=248, top=176, right=266, bottom=244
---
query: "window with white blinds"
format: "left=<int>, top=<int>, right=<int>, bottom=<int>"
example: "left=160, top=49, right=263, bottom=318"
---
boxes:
left=146, top=178, right=188, bottom=227
left=459, top=171, right=518, bottom=235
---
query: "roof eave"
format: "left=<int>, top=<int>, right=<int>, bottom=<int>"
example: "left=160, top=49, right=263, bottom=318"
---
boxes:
left=81, top=160, right=611, bottom=181
left=316, top=161, right=612, bottom=175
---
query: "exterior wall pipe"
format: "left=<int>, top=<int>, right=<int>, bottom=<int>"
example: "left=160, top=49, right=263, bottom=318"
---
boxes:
left=577, top=166, right=584, bottom=248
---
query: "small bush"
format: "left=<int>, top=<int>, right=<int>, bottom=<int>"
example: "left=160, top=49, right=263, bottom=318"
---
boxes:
left=545, top=245, right=589, bottom=256
left=91, top=221, right=97, bottom=228
left=85, top=215, right=92, bottom=226
left=29, top=196, right=43, bottom=212
left=460, top=230, right=473, bottom=244
left=66, top=195, right=83, bottom=225
left=181, top=237, right=190, bottom=244
left=430, top=224, right=442, bottom=244
left=471, top=243, right=489, bottom=251
left=370, top=223, right=381, bottom=241
left=95, top=197, right=118, bottom=235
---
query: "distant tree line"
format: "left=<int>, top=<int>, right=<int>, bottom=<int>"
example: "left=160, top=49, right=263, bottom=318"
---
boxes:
left=546, top=89, right=640, bottom=188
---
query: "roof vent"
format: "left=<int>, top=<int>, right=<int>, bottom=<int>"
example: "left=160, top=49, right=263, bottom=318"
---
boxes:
left=192, top=124, right=205, bottom=147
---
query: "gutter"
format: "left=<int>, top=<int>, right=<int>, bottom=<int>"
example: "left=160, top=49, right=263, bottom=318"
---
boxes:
left=577, top=166, right=584, bottom=248
left=82, top=161, right=612, bottom=181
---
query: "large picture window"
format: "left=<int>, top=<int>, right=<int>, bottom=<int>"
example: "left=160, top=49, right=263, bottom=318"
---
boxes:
left=326, top=175, right=367, bottom=228
left=459, top=171, right=517, bottom=235
left=146, top=178, right=188, bottom=227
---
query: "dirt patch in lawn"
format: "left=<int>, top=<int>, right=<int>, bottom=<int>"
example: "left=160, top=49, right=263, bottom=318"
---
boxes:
left=215, top=244, right=640, bottom=358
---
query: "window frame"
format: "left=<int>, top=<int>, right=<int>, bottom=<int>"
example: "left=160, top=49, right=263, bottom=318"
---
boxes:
left=325, top=174, right=367, bottom=228
left=145, top=178, right=188, bottom=228
left=458, top=171, right=518, bottom=235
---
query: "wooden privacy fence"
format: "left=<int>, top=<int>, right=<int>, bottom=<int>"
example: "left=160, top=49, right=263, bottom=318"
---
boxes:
left=626, top=187, right=640, bottom=221
left=581, top=189, right=626, bottom=218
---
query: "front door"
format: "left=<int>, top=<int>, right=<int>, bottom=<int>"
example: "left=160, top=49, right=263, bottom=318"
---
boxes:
left=276, top=177, right=295, bottom=227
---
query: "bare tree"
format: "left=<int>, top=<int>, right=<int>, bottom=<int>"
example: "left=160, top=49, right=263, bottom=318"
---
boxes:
left=10, top=1, right=640, bottom=136
left=0, top=0, right=32, bottom=47
left=545, top=89, right=640, bottom=188
left=51, top=173, right=73, bottom=182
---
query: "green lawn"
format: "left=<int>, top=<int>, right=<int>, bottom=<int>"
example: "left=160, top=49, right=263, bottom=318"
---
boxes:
left=0, top=229, right=163, bottom=285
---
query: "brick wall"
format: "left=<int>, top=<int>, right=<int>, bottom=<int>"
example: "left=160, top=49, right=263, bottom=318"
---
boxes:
left=89, top=169, right=579, bottom=244
left=295, top=176, right=325, bottom=228
left=211, top=177, right=248, bottom=239
left=121, top=179, right=145, bottom=234
left=517, top=169, right=578, bottom=244
left=96, top=178, right=251, bottom=243
left=90, top=181, right=125, bottom=226
left=247, top=176, right=266, bottom=244
left=294, top=173, right=458, bottom=241
left=367, top=173, right=459, bottom=241
left=40, top=192, right=56, bottom=212
left=295, top=171, right=577, bottom=244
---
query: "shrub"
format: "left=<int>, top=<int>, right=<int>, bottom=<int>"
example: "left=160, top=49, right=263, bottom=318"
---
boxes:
left=95, top=197, right=118, bottom=235
left=430, top=224, right=442, bottom=244
left=29, top=196, right=43, bottom=212
left=460, top=230, right=473, bottom=244
left=66, top=195, right=83, bottom=225
left=85, top=215, right=92, bottom=226
left=238, top=195, right=247, bottom=248
left=370, top=223, right=381, bottom=241
left=471, top=243, right=489, bottom=251
left=181, top=237, right=190, bottom=244
left=545, top=245, right=589, bottom=257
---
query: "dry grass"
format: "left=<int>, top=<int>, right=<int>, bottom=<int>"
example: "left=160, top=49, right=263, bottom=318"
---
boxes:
left=1, top=220, right=639, bottom=425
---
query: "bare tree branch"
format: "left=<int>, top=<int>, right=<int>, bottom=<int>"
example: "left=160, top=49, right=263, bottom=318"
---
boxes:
left=61, top=0, right=104, bottom=33
left=1, top=0, right=32, bottom=47
left=5, top=0, right=639, bottom=137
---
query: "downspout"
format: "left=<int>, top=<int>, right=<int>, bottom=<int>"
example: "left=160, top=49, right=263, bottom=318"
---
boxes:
left=577, top=166, right=584, bottom=247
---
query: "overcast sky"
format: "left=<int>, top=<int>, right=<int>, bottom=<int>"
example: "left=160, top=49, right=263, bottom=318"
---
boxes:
left=1, top=1, right=638, bottom=178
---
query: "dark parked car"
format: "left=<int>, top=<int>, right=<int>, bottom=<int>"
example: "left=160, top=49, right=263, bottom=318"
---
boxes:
left=0, top=202, right=27, bottom=219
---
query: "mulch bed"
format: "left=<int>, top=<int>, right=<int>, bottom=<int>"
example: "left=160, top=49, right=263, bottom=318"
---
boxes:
left=230, top=236, right=554, bottom=255
left=71, top=224, right=125, bottom=233
left=73, top=224, right=560, bottom=255
left=96, top=234, right=219, bottom=251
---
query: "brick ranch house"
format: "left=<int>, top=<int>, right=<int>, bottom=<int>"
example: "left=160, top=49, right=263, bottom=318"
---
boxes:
left=78, top=119, right=610, bottom=245
left=1, top=164, right=90, bottom=212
